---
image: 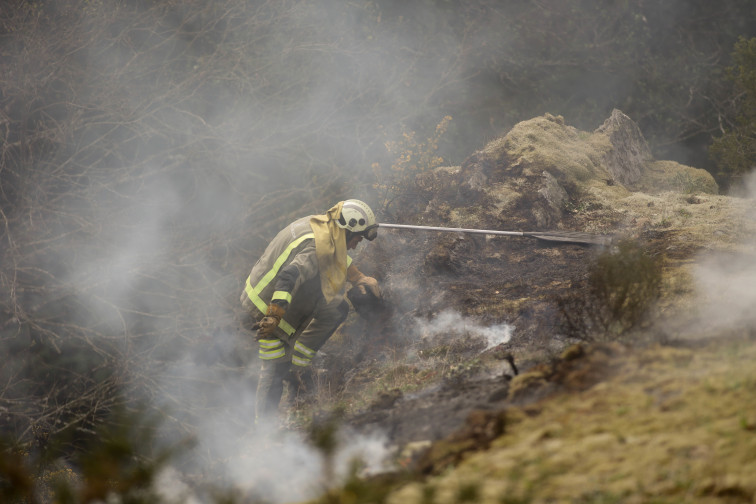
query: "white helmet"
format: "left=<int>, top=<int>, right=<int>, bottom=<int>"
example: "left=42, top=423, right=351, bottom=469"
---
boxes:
left=337, top=199, right=378, bottom=241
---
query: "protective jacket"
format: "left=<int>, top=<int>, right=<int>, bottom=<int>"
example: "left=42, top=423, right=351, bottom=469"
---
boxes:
left=240, top=215, right=352, bottom=364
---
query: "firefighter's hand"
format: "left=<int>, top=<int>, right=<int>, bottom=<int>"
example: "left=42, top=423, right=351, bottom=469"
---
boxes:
left=254, top=304, right=286, bottom=339
left=355, top=275, right=381, bottom=298
left=347, top=265, right=381, bottom=298
left=255, top=316, right=280, bottom=339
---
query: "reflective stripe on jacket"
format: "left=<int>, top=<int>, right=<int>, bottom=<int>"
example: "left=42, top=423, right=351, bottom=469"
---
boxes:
left=240, top=216, right=351, bottom=337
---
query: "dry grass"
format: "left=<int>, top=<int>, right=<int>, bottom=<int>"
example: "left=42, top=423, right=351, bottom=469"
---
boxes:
left=388, top=334, right=756, bottom=503
left=483, top=114, right=614, bottom=185
left=639, top=161, right=719, bottom=195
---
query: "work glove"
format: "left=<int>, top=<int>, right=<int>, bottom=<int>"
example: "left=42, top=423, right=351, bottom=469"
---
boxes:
left=347, top=264, right=382, bottom=298
left=355, top=275, right=381, bottom=298
left=254, top=303, right=286, bottom=340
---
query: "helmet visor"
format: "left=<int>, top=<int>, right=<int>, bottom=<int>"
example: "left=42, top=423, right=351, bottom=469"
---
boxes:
left=362, top=224, right=378, bottom=241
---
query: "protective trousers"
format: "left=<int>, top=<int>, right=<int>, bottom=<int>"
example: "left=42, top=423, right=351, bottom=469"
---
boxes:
left=255, top=296, right=349, bottom=419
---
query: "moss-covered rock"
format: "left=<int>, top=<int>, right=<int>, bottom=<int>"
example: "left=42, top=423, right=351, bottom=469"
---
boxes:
left=639, top=160, right=719, bottom=195
left=435, top=109, right=721, bottom=236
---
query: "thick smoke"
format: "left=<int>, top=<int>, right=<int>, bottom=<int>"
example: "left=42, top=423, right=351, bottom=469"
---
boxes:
left=690, top=172, right=756, bottom=334
left=40, top=3, right=464, bottom=499
left=1, top=0, right=463, bottom=500
left=148, top=329, right=393, bottom=503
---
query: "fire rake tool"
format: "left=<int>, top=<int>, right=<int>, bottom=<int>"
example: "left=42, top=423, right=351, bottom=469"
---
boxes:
left=379, top=223, right=612, bottom=246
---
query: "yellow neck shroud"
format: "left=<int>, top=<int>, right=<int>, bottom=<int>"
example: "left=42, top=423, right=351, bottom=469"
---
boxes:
left=309, top=201, right=347, bottom=303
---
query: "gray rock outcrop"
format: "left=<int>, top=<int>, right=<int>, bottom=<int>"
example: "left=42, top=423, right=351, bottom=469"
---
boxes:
left=595, top=108, right=653, bottom=188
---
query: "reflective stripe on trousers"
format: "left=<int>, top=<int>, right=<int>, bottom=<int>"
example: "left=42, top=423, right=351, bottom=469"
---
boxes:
left=258, top=338, right=286, bottom=361
left=292, top=340, right=316, bottom=367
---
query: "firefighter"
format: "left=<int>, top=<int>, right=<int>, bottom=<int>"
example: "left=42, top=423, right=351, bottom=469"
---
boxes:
left=241, top=199, right=381, bottom=419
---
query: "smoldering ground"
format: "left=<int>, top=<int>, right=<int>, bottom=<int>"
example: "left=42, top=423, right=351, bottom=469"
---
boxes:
left=414, top=309, right=513, bottom=351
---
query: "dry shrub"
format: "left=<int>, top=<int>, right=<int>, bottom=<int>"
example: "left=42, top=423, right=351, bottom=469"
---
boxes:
left=556, top=240, right=662, bottom=342
left=372, top=115, right=453, bottom=216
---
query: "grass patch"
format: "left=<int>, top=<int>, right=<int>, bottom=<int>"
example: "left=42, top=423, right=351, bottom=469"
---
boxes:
left=400, top=334, right=756, bottom=503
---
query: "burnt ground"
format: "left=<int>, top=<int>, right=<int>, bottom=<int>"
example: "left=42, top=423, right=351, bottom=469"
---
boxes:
left=310, top=224, right=612, bottom=457
left=359, top=226, right=600, bottom=345
left=306, top=187, right=706, bottom=470
left=298, top=148, right=724, bottom=471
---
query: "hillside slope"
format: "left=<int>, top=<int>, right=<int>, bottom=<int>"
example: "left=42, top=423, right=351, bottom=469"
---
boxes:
left=385, top=335, right=756, bottom=503
left=344, top=110, right=747, bottom=353
left=307, top=110, right=756, bottom=503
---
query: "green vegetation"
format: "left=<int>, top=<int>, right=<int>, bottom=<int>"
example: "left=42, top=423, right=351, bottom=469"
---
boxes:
left=0, top=406, right=178, bottom=504
left=387, top=334, right=756, bottom=504
left=638, top=161, right=719, bottom=195
left=710, top=36, right=756, bottom=185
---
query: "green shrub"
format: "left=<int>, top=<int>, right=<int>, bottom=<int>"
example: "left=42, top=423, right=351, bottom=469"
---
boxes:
left=710, top=37, right=756, bottom=184
left=0, top=407, right=180, bottom=504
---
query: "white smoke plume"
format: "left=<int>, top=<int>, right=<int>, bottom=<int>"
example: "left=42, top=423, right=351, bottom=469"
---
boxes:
left=152, top=341, right=392, bottom=504
left=415, top=309, right=514, bottom=350
left=691, top=172, right=756, bottom=335
left=693, top=253, right=756, bottom=332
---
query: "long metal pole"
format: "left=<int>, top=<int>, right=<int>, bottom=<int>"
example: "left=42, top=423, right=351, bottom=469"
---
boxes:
left=379, top=222, right=525, bottom=237
left=379, top=222, right=612, bottom=246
